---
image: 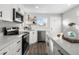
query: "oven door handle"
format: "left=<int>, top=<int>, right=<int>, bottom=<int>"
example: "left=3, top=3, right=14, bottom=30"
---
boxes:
left=22, top=34, right=29, bottom=38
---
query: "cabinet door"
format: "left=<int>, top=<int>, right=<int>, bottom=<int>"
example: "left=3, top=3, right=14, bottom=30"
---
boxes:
left=0, top=5, right=13, bottom=21
left=12, top=39, right=22, bottom=55
left=16, top=47, right=22, bottom=55
left=33, top=31, right=37, bottom=43
left=0, top=5, right=23, bottom=22
left=7, top=39, right=21, bottom=55
left=29, top=31, right=37, bottom=45
left=12, top=44, right=22, bottom=55
left=53, top=41, right=61, bottom=55
left=48, top=38, right=54, bottom=55
left=0, top=46, right=12, bottom=55
left=53, top=41, right=69, bottom=55
left=0, top=48, right=8, bottom=55
left=0, top=39, right=22, bottom=55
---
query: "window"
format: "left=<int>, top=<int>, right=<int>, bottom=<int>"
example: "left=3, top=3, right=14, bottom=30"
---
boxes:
left=34, top=16, right=47, bottom=25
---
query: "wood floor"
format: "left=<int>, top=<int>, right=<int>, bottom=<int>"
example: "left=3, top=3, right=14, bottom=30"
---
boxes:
left=27, top=42, right=48, bottom=55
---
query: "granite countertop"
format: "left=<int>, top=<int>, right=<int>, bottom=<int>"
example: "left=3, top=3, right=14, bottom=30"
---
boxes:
left=0, top=33, right=24, bottom=51
left=47, top=33, right=79, bottom=55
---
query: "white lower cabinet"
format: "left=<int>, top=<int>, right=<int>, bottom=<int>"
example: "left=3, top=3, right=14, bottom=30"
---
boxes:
left=0, top=39, right=22, bottom=55
left=0, top=47, right=10, bottom=55
left=47, top=35, right=69, bottom=55
left=29, top=31, right=37, bottom=45
left=53, top=41, right=69, bottom=55
left=47, top=37, right=54, bottom=55
left=53, top=42, right=61, bottom=55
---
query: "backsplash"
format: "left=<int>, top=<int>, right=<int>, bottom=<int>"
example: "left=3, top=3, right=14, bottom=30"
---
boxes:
left=0, top=20, right=22, bottom=32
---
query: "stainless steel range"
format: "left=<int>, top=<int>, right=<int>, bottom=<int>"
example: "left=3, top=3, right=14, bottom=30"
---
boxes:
left=22, top=32, right=29, bottom=55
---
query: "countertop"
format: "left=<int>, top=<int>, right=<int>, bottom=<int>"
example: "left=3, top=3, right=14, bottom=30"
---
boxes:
left=19, top=29, right=47, bottom=32
left=47, top=32, right=79, bottom=55
left=0, top=33, right=24, bottom=51
left=0, top=29, right=46, bottom=52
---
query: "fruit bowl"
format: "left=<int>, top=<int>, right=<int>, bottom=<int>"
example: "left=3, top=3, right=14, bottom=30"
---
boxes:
left=62, top=35, right=79, bottom=43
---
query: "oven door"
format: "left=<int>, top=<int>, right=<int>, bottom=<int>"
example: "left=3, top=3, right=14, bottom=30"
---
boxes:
left=22, top=33, right=29, bottom=55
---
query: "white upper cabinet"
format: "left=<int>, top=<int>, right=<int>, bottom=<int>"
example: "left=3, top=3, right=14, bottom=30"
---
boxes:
left=0, top=5, right=14, bottom=21
left=0, top=4, right=30, bottom=22
left=3, top=5, right=13, bottom=21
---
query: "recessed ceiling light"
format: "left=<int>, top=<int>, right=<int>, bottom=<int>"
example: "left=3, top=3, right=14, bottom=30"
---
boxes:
left=35, top=6, right=39, bottom=9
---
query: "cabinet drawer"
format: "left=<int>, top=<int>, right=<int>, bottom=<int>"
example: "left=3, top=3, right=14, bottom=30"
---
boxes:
left=16, top=48, right=22, bottom=55
left=12, top=40, right=22, bottom=47
left=0, top=50, right=8, bottom=55
left=16, top=40, right=22, bottom=46
left=0, top=46, right=11, bottom=55
left=10, top=40, right=21, bottom=49
left=10, top=43, right=22, bottom=55
left=0, top=39, right=22, bottom=55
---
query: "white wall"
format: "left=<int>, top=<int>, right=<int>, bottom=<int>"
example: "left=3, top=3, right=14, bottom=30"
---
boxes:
left=62, top=5, right=79, bottom=26
left=62, top=5, right=79, bottom=39
left=31, top=13, right=61, bottom=29
left=31, top=13, right=62, bottom=36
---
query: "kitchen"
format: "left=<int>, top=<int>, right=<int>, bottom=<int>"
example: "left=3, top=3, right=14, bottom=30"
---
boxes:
left=0, top=4, right=79, bottom=55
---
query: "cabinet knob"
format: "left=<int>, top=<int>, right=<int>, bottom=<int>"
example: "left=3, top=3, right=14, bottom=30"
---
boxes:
left=3, top=52, right=7, bottom=55
left=58, top=50, right=64, bottom=55
left=17, top=41, right=21, bottom=44
left=17, top=48, right=21, bottom=52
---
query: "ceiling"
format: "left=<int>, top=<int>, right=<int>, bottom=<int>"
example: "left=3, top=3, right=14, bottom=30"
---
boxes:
left=24, top=4, right=78, bottom=14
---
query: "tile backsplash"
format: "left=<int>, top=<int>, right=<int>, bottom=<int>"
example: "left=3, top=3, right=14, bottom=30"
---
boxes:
left=0, top=20, right=22, bottom=32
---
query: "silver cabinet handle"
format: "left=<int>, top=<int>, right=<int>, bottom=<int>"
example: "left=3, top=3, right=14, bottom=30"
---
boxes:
left=3, top=52, right=7, bottom=55
left=17, top=41, right=21, bottom=44
left=17, top=48, right=21, bottom=52
left=58, top=50, right=64, bottom=55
